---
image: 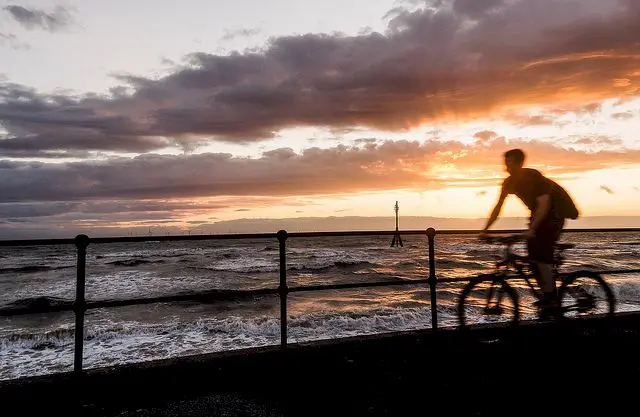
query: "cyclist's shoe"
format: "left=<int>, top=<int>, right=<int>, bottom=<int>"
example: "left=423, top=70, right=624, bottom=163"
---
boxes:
left=538, top=306, right=562, bottom=321
left=535, top=298, right=562, bottom=321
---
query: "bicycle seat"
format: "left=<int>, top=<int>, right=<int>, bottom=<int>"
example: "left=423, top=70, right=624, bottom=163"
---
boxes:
left=555, top=243, right=575, bottom=250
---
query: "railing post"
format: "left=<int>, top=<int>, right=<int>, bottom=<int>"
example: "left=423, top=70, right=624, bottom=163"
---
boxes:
left=74, top=234, right=90, bottom=375
left=426, top=228, right=438, bottom=330
left=277, top=230, right=288, bottom=347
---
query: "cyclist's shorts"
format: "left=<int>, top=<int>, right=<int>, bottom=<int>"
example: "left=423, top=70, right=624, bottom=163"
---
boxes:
left=527, top=215, right=565, bottom=264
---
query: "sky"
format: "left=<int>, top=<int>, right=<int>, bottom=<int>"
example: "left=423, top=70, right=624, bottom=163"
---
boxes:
left=1, top=0, right=639, bottom=238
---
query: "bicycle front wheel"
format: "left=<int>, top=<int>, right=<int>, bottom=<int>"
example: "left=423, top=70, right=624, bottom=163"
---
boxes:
left=457, top=273, right=520, bottom=329
left=557, top=271, right=615, bottom=319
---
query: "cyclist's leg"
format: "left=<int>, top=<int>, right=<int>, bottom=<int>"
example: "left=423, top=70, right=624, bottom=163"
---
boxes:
left=527, top=216, right=564, bottom=305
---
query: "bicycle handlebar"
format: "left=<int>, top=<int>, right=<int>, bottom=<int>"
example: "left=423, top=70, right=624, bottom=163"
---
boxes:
left=480, top=234, right=527, bottom=269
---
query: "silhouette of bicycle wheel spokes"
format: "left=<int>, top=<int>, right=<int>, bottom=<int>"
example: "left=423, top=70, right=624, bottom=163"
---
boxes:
left=458, top=274, right=519, bottom=327
left=558, top=271, right=616, bottom=318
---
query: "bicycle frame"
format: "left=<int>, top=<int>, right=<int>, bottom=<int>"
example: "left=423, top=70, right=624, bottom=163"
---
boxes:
left=489, top=238, right=562, bottom=302
left=458, top=235, right=615, bottom=326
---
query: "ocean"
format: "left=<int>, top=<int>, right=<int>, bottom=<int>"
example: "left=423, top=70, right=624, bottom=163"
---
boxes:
left=1, top=231, right=639, bottom=381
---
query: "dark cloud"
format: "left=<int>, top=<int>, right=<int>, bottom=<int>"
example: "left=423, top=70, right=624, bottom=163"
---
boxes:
left=0, top=131, right=173, bottom=156
left=473, top=130, right=499, bottom=142
left=506, top=114, right=556, bottom=126
left=451, top=0, right=504, bottom=19
left=160, top=57, right=176, bottom=66
left=0, top=200, right=228, bottom=220
left=49, top=210, right=179, bottom=224
left=547, top=103, right=605, bottom=117
left=3, top=5, right=75, bottom=32
left=221, top=28, right=261, bottom=41
left=6, top=217, right=31, bottom=223
left=600, top=185, right=614, bottom=194
left=611, top=112, right=634, bottom=120
left=0, top=202, right=81, bottom=218
left=0, top=193, right=305, bottom=241
left=0, top=147, right=93, bottom=159
left=0, top=32, right=29, bottom=49
left=0, top=82, right=179, bottom=156
left=353, top=138, right=381, bottom=145
left=569, top=135, right=623, bottom=146
left=2, top=137, right=639, bottom=204
left=1, top=0, right=639, bottom=155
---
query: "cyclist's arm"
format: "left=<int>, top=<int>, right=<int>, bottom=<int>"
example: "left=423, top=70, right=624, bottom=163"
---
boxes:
left=529, top=194, right=551, bottom=233
left=482, top=187, right=508, bottom=232
left=528, top=174, right=554, bottom=233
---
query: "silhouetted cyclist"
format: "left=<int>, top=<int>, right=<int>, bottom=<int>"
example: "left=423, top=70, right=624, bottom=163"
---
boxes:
left=479, top=148, right=580, bottom=314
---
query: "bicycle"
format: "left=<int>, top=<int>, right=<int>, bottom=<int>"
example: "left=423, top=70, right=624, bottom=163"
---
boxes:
left=457, top=234, right=616, bottom=328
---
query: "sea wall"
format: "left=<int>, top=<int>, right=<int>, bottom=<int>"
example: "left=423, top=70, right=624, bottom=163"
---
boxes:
left=2, top=312, right=639, bottom=416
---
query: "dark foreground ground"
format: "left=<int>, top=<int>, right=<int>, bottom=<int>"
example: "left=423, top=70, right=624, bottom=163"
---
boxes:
left=3, top=313, right=640, bottom=417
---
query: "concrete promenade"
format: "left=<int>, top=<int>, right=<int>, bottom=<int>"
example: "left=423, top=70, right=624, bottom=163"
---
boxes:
left=2, top=313, right=640, bottom=416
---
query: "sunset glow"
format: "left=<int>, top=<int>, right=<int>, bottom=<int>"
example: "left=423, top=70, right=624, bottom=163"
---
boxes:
left=1, top=0, right=639, bottom=238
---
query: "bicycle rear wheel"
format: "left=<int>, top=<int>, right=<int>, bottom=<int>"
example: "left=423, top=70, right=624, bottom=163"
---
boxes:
left=557, top=271, right=615, bottom=319
left=457, top=273, right=520, bottom=329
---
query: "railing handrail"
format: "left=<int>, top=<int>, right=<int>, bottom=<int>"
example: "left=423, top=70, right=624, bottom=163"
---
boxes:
left=1, top=226, right=639, bottom=379
left=4, top=268, right=640, bottom=318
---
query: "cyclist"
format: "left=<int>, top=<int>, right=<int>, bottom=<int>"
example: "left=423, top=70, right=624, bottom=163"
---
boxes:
left=479, top=148, right=580, bottom=314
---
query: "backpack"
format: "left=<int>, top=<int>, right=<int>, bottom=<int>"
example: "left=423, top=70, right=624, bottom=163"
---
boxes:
left=551, top=182, right=579, bottom=219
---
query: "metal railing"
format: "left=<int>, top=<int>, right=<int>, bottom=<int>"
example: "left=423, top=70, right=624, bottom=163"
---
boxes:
left=1, top=227, right=639, bottom=377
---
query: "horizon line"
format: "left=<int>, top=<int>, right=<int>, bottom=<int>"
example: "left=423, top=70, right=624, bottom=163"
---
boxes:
left=2, top=226, right=639, bottom=245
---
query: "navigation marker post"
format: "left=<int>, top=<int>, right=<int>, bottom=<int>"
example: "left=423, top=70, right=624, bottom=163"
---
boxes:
left=390, top=201, right=403, bottom=247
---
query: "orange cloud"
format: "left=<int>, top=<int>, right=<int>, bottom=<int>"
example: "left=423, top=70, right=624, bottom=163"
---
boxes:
left=3, top=134, right=639, bottom=238
left=2, top=137, right=639, bottom=204
left=1, top=0, right=639, bottom=155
